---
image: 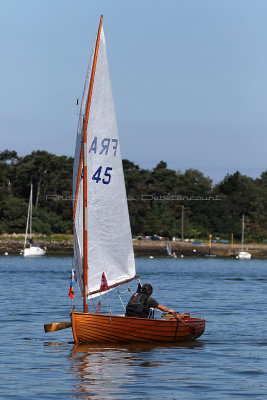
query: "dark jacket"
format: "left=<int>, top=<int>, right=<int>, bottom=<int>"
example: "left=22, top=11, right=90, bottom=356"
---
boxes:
left=125, top=293, right=159, bottom=318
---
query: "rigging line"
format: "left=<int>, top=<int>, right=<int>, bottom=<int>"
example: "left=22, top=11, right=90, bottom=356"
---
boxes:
left=118, top=287, right=131, bottom=294
left=89, top=294, right=98, bottom=312
left=117, top=287, right=126, bottom=311
left=106, top=288, right=111, bottom=315
left=127, top=282, right=132, bottom=293
left=73, top=223, right=83, bottom=294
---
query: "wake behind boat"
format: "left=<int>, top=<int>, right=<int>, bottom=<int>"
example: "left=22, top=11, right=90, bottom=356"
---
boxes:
left=45, top=16, right=205, bottom=343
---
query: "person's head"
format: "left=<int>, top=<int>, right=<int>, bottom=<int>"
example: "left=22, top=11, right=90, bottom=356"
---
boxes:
left=141, top=283, right=153, bottom=296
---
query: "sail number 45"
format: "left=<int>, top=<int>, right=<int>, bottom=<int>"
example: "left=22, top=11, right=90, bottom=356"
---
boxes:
left=92, top=166, right=112, bottom=184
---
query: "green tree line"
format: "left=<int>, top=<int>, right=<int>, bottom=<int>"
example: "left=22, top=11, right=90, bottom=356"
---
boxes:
left=0, top=150, right=267, bottom=242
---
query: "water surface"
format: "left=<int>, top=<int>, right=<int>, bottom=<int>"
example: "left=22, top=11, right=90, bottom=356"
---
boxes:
left=1, top=256, right=267, bottom=399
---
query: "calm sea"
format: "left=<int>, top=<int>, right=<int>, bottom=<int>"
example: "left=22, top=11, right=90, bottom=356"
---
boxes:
left=1, top=255, right=267, bottom=399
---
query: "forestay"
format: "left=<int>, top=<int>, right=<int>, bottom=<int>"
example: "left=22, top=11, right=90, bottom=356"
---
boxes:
left=73, top=26, right=136, bottom=300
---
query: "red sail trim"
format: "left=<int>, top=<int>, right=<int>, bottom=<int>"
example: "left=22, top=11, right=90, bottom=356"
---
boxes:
left=87, top=275, right=138, bottom=297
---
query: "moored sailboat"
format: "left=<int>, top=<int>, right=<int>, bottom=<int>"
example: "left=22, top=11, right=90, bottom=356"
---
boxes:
left=167, top=242, right=177, bottom=258
left=21, top=184, right=46, bottom=257
left=236, top=215, right=251, bottom=260
left=50, top=16, right=205, bottom=343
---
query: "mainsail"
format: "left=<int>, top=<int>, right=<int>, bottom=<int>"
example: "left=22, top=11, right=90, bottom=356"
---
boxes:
left=73, top=22, right=136, bottom=301
left=167, top=242, right=172, bottom=256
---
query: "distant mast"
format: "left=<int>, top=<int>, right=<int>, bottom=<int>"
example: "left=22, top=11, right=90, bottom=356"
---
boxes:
left=241, top=214, right=244, bottom=252
left=24, top=184, right=32, bottom=251
left=29, top=183, right=32, bottom=240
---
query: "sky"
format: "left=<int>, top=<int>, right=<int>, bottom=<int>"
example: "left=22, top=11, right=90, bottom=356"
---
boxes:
left=1, top=0, right=267, bottom=183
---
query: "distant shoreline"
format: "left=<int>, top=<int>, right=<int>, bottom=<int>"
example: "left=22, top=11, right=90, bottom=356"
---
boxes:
left=1, top=238, right=267, bottom=258
left=132, top=240, right=267, bottom=258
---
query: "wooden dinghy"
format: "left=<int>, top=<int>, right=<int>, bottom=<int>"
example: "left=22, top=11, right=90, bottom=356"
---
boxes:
left=43, top=16, right=206, bottom=344
left=72, top=311, right=205, bottom=343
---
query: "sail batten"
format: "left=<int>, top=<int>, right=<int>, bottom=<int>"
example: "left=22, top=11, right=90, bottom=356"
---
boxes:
left=73, top=21, right=135, bottom=302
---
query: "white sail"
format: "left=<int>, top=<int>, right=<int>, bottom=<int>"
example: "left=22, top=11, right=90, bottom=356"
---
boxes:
left=167, top=242, right=172, bottom=256
left=73, top=37, right=95, bottom=294
left=73, top=26, right=136, bottom=299
left=73, top=179, right=84, bottom=293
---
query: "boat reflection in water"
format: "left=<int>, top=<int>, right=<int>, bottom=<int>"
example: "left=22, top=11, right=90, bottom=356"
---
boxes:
left=70, top=341, right=205, bottom=398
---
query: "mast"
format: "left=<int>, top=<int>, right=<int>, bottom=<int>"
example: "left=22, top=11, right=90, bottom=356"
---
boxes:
left=29, top=183, right=33, bottom=240
left=82, top=15, right=103, bottom=313
left=241, top=214, right=244, bottom=252
left=181, top=205, right=184, bottom=241
left=24, top=185, right=32, bottom=250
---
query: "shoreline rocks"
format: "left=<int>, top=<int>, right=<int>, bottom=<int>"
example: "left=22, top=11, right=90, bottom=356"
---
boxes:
left=1, top=239, right=267, bottom=258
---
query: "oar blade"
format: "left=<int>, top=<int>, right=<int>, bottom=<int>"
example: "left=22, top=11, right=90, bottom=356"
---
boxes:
left=44, top=321, right=72, bottom=333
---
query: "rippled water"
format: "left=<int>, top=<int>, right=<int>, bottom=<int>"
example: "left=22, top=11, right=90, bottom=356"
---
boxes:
left=1, top=255, right=267, bottom=399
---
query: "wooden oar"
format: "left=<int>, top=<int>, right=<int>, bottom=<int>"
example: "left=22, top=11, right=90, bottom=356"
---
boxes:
left=44, top=321, right=72, bottom=333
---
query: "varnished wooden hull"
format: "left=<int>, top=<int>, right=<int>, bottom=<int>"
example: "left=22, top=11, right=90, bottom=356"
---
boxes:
left=71, top=310, right=205, bottom=344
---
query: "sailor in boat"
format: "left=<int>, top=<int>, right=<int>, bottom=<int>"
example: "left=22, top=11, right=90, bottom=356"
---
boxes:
left=125, top=283, right=175, bottom=318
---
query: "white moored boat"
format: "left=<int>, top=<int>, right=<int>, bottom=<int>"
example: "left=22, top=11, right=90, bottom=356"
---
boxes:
left=23, top=241, right=46, bottom=257
left=236, top=215, right=251, bottom=260
left=236, top=251, right=251, bottom=260
left=21, top=184, right=46, bottom=257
